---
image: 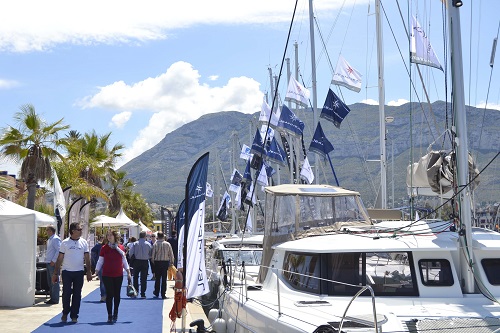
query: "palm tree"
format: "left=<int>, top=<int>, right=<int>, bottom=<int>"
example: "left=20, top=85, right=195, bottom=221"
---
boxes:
left=0, top=104, right=69, bottom=209
left=108, top=170, right=135, bottom=215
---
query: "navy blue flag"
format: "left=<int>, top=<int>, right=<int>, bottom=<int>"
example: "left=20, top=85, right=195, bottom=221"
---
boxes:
left=175, top=199, right=185, bottom=236
left=309, top=122, right=335, bottom=158
left=320, top=88, right=350, bottom=128
left=278, top=105, right=305, bottom=136
left=183, top=152, right=210, bottom=298
left=266, top=137, right=287, bottom=166
left=250, top=129, right=266, bottom=155
left=216, top=197, right=228, bottom=221
left=243, top=159, right=252, bottom=184
left=263, top=160, right=276, bottom=177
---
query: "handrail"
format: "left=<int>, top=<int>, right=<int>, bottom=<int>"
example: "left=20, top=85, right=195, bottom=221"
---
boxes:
left=338, top=285, right=380, bottom=333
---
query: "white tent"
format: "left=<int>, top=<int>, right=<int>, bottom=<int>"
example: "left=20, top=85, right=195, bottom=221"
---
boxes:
left=138, top=220, right=153, bottom=235
left=0, top=198, right=56, bottom=307
left=89, top=209, right=139, bottom=239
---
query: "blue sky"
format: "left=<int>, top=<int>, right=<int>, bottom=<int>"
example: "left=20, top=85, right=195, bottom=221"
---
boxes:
left=1, top=0, right=499, bottom=176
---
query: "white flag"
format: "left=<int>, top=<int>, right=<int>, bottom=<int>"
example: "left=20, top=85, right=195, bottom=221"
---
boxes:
left=53, top=170, right=66, bottom=217
left=331, top=55, right=362, bottom=93
left=259, top=99, right=280, bottom=126
left=234, top=185, right=242, bottom=210
left=256, top=163, right=268, bottom=187
left=245, top=208, right=253, bottom=233
left=260, top=124, right=274, bottom=143
left=206, top=182, right=213, bottom=198
left=285, top=77, right=310, bottom=107
left=246, top=183, right=257, bottom=206
left=410, top=16, right=443, bottom=71
left=240, top=144, right=252, bottom=161
left=300, top=156, right=314, bottom=184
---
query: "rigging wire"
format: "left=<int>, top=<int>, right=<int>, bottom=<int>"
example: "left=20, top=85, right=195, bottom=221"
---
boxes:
left=477, top=21, right=500, bottom=148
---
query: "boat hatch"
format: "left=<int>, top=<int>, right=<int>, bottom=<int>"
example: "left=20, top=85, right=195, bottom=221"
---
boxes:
left=294, top=300, right=330, bottom=307
left=404, top=317, right=500, bottom=333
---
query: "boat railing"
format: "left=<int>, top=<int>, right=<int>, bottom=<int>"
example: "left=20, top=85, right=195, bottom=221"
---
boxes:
left=253, top=264, right=384, bottom=332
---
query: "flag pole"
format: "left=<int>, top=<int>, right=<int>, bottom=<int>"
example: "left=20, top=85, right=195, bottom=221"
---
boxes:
left=326, top=154, right=339, bottom=186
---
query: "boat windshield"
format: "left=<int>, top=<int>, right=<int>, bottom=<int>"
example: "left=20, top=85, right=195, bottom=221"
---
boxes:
left=221, top=249, right=262, bottom=266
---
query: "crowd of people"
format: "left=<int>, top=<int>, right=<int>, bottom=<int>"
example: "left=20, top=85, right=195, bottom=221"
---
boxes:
left=45, top=223, right=177, bottom=324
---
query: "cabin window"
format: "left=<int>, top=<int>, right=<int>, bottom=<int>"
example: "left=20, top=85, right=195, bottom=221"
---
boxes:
left=481, top=258, right=500, bottom=285
left=283, top=253, right=321, bottom=294
left=283, top=251, right=418, bottom=296
left=418, top=259, right=454, bottom=286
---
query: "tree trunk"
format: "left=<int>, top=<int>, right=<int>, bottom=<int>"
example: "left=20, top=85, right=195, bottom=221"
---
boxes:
left=26, top=179, right=37, bottom=210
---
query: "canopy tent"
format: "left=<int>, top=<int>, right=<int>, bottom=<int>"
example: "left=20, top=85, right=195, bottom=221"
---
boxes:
left=0, top=198, right=56, bottom=307
left=90, top=208, right=139, bottom=239
left=138, top=220, right=153, bottom=235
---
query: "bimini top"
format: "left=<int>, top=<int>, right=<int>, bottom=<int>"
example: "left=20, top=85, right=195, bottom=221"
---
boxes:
left=265, top=184, right=360, bottom=197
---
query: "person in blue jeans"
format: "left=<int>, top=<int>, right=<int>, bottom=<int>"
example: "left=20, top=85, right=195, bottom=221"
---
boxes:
left=52, top=223, right=93, bottom=323
left=44, top=225, right=61, bottom=304
left=91, top=237, right=107, bottom=302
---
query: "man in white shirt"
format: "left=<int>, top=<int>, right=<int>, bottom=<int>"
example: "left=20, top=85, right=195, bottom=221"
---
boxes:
left=52, top=223, right=93, bottom=323
left=44, top=225, right=61, bottom=304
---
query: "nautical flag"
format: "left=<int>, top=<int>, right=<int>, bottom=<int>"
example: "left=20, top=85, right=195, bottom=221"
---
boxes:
left=243, top=159, right=252, bottom=184
left=266, top=136, right=287, bottom=166
left=256, top=162, right=269, bottom=187
left=217, top=196, right=228, bottom=221
left=309, top=122, right=335, bottom=158
left=245, top=208, right=253, bottom=233
left=320, top=88, right=350, bottom=128
left=79, top=202, right=90, bottom=239
left=300, top=156, right=314, bottom=184
left=260, top=124, right=275, bottom=145
left=332, top=55, right=362, bottom=93
left=278, top=105, right=305, bottom=136
left=229, top=169, right=243, bottom=193
left=259, top=99, right=280, bottom=126
left=285, top=77, right=310, bottom=107
left=263, top=160, right=276, bottom=178
left=245, top=182, right=257, bottom=206
left=234, top=186, right=242, bottom=210
left=206, top=182, right=213, bottom=198
left=183, top=152, right=210, bottom=298
left=240, top=144, right=252, bottom=161
left=176, top=200, right=186, bottom=269
left=250, top=129, right=266, bottom=156
left=410, top=16, right=443, bottom=71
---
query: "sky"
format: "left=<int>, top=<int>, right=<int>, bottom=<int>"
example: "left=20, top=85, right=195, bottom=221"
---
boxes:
left=1, top=0, right=499, bottom=176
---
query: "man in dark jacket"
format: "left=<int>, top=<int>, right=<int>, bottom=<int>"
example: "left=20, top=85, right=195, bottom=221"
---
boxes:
left=167, top=230, right=178, bottom=267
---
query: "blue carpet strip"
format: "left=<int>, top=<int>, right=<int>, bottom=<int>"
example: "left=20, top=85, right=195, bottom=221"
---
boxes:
left=33, top=279, right=164, bottom=333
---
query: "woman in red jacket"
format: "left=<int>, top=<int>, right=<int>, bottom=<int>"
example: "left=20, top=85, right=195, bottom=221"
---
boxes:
left=95, top=230, right=132, bottom=323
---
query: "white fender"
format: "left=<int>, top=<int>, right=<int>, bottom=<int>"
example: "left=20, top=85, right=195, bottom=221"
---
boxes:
left=208, top=308, right=219, bottom=324
left=212, top=317, right=227, bottom=333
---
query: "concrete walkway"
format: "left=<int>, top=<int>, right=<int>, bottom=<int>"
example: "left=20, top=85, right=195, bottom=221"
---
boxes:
left=0, top=277, right=208, bottom=333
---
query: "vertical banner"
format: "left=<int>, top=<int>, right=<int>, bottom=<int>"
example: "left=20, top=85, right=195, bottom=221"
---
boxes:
left=176, top=200, right=186, bottom=269
left=183, top=152, right=210, bottom=298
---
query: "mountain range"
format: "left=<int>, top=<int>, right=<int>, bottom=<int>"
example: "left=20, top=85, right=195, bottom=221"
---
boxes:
left=120, top=101, right=500, bottom=208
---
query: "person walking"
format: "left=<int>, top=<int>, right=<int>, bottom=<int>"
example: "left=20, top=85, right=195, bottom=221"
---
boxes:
left=52, top=222, right=93, bottom=323
left=128, top=231, right=152, bottom=299
left=151, top=231, right=174, bottom=299
left=44, top=225, right=61, bottom=304
left=95, top=230, right=131, bottom=323
left=91, top=237, right=107, bottom=302
left=149, top=233, right=157, bottom=280
left=167, top=230, right=178, bottom=267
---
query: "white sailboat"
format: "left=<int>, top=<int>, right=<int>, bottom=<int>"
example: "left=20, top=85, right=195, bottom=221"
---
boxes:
left=210, top=1, right=500, bottom=332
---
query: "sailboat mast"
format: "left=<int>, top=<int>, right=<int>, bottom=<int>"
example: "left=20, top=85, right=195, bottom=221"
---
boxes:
left=308, top=0, right=319, bottom=184
left=447, top=0, right=474, bottom=293
left=375, top=0, right=387, bottom=209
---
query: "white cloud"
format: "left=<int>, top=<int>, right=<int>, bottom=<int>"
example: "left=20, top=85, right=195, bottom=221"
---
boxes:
left=387, top=99, right=409, bottom=106
left=0, top=79, right=20, bottom=89
left=360, top=99, right=378, bottom=105
left=109, top=111, right=132, bottom=128
left=82, top=61, right=263, bottom=166
left=208, top=75, right=219, bottom=81
left=476, top=101, right=500, bottom=111
left=0, top=0, right=351, bottom=52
